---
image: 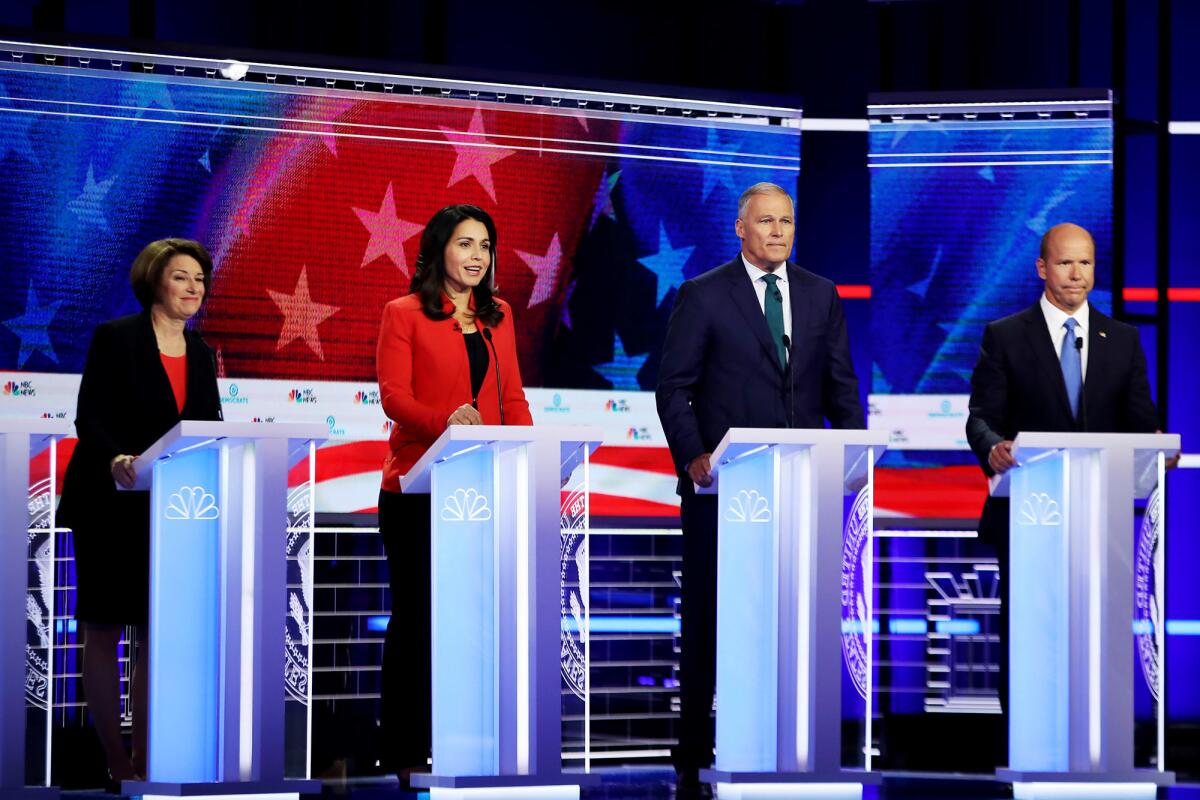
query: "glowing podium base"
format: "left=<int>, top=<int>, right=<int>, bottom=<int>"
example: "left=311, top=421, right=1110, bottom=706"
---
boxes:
left=993, top=431, right=1181, bottom=800
left=697, top=428, right=887, bottom=799
left=120, top=421, right=326, bottom=800
left=0, top=419, right=69, bottom=800
left=401, top=425, right=602, bottom=800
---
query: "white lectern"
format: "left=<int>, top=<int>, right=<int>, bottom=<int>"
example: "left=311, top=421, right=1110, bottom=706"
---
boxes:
left=401, top=425, right=602, bottom=798
left=1, top=419, right=69, bottom=800
left=994, top=431, right=1181, bottom=800
left=121, top=421, right=326, bottom=799
left=697, top=428, right=887, bottom=798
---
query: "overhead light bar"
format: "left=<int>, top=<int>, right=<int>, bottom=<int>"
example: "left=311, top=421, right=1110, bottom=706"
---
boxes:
left=0, top=39, right=802, bottom=126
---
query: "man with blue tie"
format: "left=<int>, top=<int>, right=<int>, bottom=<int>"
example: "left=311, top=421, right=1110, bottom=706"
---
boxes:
left=656, top=182, right=864, bottom=792
left=966, top=221, right=1164, bottom=766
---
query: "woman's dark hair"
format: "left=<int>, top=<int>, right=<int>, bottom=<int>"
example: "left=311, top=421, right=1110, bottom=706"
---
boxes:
left=410, top=204, right=504, bottom=327
left=129, top=238, right=213, bottom=310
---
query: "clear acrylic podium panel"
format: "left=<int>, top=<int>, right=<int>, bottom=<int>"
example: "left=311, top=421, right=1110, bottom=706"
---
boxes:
left=120, top=420, right=324, bottom=796
left=1004, top=431, right=1178, bottom=791
left=402, top=425, right=600, bottom=793
left=702, top=428, right=886, bottom=783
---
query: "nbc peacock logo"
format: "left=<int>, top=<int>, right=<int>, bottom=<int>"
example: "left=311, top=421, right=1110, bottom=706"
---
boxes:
left=288, top=388, right=318, bottom=404
left=354, top=389, right=382, bottom=405
left=605, top=398, right=630, bottom=413
left=381, top=419, right=394, bottom=435
left=3, top=380, right=36, bottom=397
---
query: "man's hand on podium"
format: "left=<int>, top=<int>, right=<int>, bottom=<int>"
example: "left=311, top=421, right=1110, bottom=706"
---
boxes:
left=687, top=453, right=713, bottom=488
left=988, top=440, right=1018, bottom=475
left=110, top=454, right=138, bottom=489
left=1157, top=430, right=1182, bottom=470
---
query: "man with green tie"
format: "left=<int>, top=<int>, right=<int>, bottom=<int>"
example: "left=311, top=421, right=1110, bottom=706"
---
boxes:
left=656, top=182, right=865, bottom=792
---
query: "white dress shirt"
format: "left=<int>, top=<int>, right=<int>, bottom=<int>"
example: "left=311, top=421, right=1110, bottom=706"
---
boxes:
left=742, top=254, right=792, bottom=341
left=1039, top=293, right=1089, bottom=381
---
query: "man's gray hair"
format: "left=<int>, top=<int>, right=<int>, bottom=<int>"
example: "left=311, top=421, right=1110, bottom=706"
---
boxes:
left=737, top=182, right=794, bottom=219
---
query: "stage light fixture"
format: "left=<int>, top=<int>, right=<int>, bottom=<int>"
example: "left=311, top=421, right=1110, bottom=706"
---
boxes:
left=219, top=60, right=248, bottom=81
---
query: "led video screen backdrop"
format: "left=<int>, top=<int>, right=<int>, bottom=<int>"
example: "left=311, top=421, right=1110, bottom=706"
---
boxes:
left=0, top=65, right=800, bottom=392
left=869, top=117, right=1114, bottom=397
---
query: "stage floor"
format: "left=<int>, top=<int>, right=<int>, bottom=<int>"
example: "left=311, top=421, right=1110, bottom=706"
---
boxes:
left=59, top=768, right=1200, bottom=800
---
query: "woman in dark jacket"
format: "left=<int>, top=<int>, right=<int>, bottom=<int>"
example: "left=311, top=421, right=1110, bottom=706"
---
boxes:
left=58, top=238, right=222, bottom=785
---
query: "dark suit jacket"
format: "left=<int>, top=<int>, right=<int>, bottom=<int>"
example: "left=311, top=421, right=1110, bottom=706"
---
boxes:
left=966, top=300, right=1159, bottom=540
left=58, top=311, right=223, bottom=528
left=656, top=257, right=864, bottom=488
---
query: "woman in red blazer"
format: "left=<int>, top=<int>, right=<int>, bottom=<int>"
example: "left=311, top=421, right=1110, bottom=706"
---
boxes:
left=375, top=204, right=531, bottom=782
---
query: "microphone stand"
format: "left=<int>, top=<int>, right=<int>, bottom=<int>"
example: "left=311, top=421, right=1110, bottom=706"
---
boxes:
left=482, top=327, right=506, bottom=425
left=782, top=333, right=794, bottom=429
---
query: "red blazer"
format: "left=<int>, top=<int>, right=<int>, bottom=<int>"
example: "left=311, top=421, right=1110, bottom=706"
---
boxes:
left=376, top=292, right=533, bottom=492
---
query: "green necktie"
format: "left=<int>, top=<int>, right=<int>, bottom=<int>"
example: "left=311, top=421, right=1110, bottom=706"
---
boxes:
left=762, top=273, right=786, bottom=369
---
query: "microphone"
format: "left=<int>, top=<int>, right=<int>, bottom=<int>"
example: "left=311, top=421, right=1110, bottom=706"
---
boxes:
left=782, top=333, right=794, bottom=429
left=1075, top=335, right=1087, bottom=432
left=482, top=328, right=506, bottom=425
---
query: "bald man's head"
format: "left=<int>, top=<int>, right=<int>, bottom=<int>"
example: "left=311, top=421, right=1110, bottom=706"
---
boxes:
left=1037, top=223, right=1096, bottom=314
left=1039, top=223, right=1094, bottom=261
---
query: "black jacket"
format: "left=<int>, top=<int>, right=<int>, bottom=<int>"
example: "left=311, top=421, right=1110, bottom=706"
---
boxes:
left=58, top=312, right=222, bottom=528
left=656, top=257, right=864, bottom=489
left=965, top=300, right=1159, bottom=540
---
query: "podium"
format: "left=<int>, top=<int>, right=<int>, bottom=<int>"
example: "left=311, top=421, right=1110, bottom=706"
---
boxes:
left=697, top=428, right=887, bottom=797
left=994, top=431, right=1181, bottom=799
left=120, top=421, right=327, bottom=799
left=400, top=425, right=602, bottom=798
left=1, top=419, right=70, bottom=800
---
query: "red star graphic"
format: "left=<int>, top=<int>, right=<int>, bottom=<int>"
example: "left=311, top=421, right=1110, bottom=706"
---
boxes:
left=268, top=266, right=340, bottom=361
left=440, top=108, right=516, bottom=202
left=515, top=232, right=564, bottom=308
left=353, top=182, right=423, bottom=275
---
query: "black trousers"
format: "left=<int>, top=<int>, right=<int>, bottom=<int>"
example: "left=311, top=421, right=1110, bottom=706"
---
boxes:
left=378, top=488, right=432, bottom=771
left=676, top=487, right=718, bottom=772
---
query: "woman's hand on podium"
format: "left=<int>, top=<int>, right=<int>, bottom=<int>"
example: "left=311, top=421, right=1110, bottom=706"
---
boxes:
left=447, top=403, right=483, bottom=426
left=110, top=454, right=138, bottom=489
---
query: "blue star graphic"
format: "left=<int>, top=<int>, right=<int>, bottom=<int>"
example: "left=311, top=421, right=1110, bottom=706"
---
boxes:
left=700, top=128, right=739, bottom=201
left=639, top=222, right=695, bottom=307
left=906, top=243, right=942, bottom=301
left=594, top=334, right=649, bottom=391
left=198, top=148, right=212, bottom=172
left=589, top=169, right=621, bottom=230
left=68, top=163, right=117, bottom=233
left=121, top=78, right=175, bottom=115
left=4, top=283, right=61, bottom=368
